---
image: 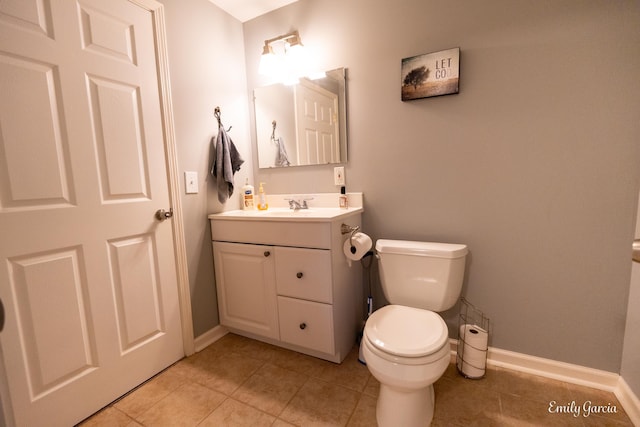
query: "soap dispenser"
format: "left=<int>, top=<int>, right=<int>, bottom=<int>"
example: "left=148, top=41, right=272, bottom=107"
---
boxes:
left=257, top=182, right=269, bottom=210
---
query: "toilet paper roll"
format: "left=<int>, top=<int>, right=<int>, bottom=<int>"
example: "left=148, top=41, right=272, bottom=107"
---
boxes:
left=457, top=357, right=486, bottom=379
left=459, top=324, right=488, bottom=351
left=458, top=324, right=488, bottom=378
left=343, top=232, right=372, bottom=266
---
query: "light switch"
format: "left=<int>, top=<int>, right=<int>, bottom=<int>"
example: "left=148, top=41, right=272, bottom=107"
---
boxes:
left=185, top=171, right=198, bottom=194
left=334, top=166, right=345, bottom=186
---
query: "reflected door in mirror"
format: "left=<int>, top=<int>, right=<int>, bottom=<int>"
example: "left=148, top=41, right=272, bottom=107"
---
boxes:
left=295, top=79, right=339, bottom=165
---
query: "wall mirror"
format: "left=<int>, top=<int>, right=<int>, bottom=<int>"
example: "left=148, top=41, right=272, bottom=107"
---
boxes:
left=254, top=67, right=347, bottom=168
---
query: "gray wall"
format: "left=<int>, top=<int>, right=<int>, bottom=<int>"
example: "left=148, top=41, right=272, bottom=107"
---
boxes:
left=244, top=0, right=640, bottom=374
left=159, top=0, right=253, bottom=337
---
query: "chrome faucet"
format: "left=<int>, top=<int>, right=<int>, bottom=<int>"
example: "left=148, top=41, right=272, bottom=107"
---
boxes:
left=288, top=199, right=303, bottom=210
left=286, top=197, right=313, bottom=210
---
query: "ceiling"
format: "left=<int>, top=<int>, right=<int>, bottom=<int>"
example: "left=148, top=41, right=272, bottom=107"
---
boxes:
left=208, top=0, right=298, bottom=22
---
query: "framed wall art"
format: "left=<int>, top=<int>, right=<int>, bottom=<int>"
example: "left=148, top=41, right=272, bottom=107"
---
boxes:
left=401, top=47, right=460, bottom=101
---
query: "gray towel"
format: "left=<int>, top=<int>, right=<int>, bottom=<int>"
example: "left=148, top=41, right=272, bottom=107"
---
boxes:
left=274, top=137, right=290, bottom=167
left=211, top=127, right=244, bottom=204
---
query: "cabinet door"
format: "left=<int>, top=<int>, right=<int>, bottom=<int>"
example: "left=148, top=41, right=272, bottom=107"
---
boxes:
left=213, top=242, right=279, bottom=339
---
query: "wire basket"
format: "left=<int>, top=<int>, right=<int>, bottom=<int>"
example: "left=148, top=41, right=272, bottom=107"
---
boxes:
left=456, top=297, right=490, bottom=379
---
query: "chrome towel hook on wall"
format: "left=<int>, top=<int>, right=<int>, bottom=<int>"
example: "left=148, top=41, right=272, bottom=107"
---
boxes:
left=214, top=106, right=232, bottom=132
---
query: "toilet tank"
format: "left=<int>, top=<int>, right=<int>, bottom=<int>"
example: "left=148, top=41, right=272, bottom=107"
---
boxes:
left=375, top=239, right=468, bottom=312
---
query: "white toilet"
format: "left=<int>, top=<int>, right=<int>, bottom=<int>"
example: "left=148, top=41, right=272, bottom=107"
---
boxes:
left=362, top=239, right=468, bottom=427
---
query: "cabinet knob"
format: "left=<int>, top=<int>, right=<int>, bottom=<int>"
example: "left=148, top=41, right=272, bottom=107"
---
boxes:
left=299, top=322, right=306, bottom=330
left=296, top=272, right=303, bottom=279
left=263, top=251, right=271, bottom=257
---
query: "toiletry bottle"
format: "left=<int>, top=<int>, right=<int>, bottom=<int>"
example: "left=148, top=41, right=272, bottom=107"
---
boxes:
left=339, top=186, right=348, bottom=209
left=257, top=182, right=269, bottom=210
left=242, top=178, right=255, bottom=210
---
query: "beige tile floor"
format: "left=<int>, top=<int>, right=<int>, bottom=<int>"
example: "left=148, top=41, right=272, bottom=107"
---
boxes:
left=79, top=333, right=633, bottom=426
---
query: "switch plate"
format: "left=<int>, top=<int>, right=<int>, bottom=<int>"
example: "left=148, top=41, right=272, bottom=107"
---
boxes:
left=334, top=166, right=345, bottom=186
left=185, top=171, right=198, bottom=194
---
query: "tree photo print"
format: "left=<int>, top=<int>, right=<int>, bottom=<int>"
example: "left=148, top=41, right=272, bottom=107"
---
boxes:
left=401, top=47, right=460, bottom=101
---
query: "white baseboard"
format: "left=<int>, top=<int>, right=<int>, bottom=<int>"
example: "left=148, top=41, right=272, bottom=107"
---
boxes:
left=194, top=325, right=228, bottom=352
left=616, top=376, right=640, bottom=426
left=449, top=339, right=640, bottom=426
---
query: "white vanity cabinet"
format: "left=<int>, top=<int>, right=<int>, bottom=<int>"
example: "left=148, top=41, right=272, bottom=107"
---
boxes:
left=209, top=202, right=363, bottom=363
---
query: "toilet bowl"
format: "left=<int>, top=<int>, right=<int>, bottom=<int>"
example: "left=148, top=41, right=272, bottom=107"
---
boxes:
left=362, top=304, right=450, bottom=427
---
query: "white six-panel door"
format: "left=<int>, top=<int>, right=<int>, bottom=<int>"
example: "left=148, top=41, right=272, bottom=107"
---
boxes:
left=0, top=1, right=184, bottom=425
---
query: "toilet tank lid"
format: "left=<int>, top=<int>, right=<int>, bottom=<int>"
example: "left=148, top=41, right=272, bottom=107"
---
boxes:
left=376, top=239, right=468, bottom=258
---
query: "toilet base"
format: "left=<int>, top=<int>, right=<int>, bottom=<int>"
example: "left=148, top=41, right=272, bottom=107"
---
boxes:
left=376, top=383, right=435, bottom=427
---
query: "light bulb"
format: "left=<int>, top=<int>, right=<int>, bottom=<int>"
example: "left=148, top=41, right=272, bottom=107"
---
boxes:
left=259, top=44, right=278, bottom=76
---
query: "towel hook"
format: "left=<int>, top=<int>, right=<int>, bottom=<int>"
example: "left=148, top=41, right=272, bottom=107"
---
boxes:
left=271, top=120, right=277, bottom=142
left=214, top=106, right=232, bottom=132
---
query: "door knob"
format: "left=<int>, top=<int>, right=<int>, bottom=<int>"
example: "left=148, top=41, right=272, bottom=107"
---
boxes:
left=155, top=208, right=173, bottom=222
left=632, top=239, right=640, bottom=263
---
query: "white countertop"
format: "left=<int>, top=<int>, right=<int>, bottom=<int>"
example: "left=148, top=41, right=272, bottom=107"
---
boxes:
left=208, top=192, right=364, bottom=222
left=208, top=206, right=363, bottom=222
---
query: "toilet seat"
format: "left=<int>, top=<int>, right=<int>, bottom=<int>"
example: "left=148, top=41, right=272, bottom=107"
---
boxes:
left=364, top=305, right=448, bottom=360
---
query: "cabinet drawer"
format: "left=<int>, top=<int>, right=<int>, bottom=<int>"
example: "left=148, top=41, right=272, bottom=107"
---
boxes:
left=278, top=296, right=334, bottom=355
left=275, top=246, right=332, bottom=303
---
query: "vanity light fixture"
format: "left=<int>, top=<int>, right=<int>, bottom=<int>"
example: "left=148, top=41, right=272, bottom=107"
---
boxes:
left=259, top=30, right=324, bottom=84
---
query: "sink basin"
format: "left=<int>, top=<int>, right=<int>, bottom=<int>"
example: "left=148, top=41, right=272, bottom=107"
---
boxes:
left=259, top=208, right=317, bottom=216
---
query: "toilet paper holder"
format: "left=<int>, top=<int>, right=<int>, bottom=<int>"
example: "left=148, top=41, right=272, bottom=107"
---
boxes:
left=456, top=297, right=490, bottom=379
left=341, top=223, right=361, bottom=247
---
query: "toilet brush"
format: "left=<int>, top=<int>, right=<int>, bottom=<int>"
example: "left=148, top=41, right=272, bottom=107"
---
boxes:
left=358, top=251, right=374, bottom=365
